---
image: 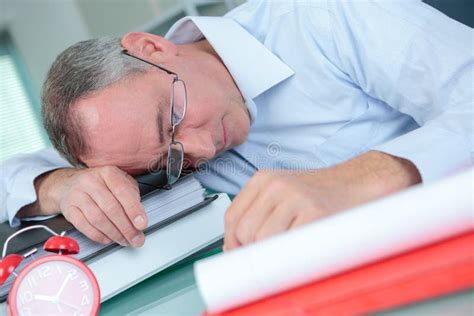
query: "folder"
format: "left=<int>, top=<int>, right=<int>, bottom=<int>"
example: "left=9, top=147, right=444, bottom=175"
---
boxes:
left=204, top=231, right=474, bottom=316
left=0, top=174, right=230, bottom=303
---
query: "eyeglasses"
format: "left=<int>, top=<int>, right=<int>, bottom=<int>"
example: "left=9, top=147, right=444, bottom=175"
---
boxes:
left=122, top=49, right=187, bottom=187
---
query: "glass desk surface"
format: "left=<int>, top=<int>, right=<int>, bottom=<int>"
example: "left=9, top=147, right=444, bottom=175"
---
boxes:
left=100, top=246, right=473, bottom=316
left=100, top=247, right=220, bottom=316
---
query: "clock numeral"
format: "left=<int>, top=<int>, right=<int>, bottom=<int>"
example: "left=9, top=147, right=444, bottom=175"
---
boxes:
left=26, top=276, right=37, bottom=289
left=38, top=265, right=51, bottom=279
left=68, top=268, right=78, bottom=281
left=19, top=291, right=33, bottom=304
left=56, top=264, right=63, bottom=274
left=79, top=280, right=89, bottom=292
left=81, top=294, right=90, bottom=306
left=20, top=307, right=32, bottom=316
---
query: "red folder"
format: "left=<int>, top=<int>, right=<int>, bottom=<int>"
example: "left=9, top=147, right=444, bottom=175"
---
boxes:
left=205, top=231, right=474, bottom=316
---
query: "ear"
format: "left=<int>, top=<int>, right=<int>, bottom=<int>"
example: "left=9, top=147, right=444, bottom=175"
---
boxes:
left=121, top=32, right=178, bottom=61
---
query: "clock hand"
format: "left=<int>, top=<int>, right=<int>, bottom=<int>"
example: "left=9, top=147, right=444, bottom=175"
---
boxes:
left=57, top=298, right=81, bottom=311
left=33, top=294, right=63, bottom=313
left=55, top=273, right=71, bottom=298
left=33, top=294, right=55, bottom=302
left=55, top=301, right=64, bottom=313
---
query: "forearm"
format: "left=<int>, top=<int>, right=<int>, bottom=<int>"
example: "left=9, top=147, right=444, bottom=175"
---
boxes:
left=0, top=148, right=72, bottom=225
left=326, top=150, right=422, bottom=208
left=17, top=168, right=75, bottom=218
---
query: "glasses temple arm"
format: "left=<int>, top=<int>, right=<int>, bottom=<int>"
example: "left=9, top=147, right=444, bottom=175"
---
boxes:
left=122, top=49, right=178, bottom=78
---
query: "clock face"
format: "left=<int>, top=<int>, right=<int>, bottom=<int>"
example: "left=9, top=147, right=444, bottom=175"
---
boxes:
left=12, top=256, right=99, bottom=316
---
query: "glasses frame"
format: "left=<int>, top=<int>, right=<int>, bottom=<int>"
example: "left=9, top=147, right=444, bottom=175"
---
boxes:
left=122, top=49, right=187, bottom=188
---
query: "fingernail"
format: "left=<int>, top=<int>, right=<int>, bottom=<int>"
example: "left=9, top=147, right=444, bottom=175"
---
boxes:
left=118, top=240, right=128, bottom=247
left=134, top=215, right=146, bottom=228
left=132, top=234, right=144, bottom=247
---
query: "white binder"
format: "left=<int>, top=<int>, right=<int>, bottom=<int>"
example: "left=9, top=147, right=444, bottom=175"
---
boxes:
left=0, top=193, right=230, bottom=313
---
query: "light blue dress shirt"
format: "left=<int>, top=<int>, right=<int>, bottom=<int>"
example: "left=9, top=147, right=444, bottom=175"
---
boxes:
left=1, top=0, right=472, bottom=225
left=169, top=0, right=473, bottom=195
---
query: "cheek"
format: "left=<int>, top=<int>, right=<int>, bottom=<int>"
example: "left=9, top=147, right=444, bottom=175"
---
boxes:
left=185, top=101, right=217, bottom=128
left=187, top=84, right=226, bottom=120
left=136, top=136, right=168, bottom=170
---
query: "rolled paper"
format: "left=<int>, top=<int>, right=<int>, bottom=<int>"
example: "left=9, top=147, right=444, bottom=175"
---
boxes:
left=195, top=167, right=474, bottom=313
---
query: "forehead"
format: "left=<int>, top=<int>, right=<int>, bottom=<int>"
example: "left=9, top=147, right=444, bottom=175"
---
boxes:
left=74, top=74, right=170, bottom=172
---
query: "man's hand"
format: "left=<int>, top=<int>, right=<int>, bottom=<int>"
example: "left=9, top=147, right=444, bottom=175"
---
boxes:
left=224, top=151, right=421, bottom=251
left=18, top=166, right=147, bottom=247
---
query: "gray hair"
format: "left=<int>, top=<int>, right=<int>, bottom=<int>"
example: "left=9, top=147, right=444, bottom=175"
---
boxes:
left=41, top=37, right=150, bottom=166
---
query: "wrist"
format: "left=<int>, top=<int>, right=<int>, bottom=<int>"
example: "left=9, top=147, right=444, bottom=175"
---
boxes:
left=37, top=168, right=77, bottom=215
left=18, top=168, right=75, bottom=218
left=324, top=151, right=421, bottom=206
left=362, top=151, right=421, bottom=194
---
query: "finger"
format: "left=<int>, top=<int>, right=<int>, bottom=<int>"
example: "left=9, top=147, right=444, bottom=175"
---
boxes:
left=124, top=172, right=141, bottom=195
left=75, top=192, right=129, bottom=246
left=88, top=179, right=144, bottom=247
left=63, top=206, right=111, bottom=244
left=233, top=188, right=281, bottom=247
left=255, top=201, right=297, bottom=242
left=224, top=172, right=271, bottom=250
left=289, top=209, right=326, bottom=230
left=103, top=168, right=147, bottom=231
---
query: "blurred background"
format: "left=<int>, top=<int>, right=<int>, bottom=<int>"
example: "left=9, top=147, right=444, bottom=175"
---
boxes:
left=0, top=0, right=245, bottom=162
left=0, top=0, right=472, bottom=162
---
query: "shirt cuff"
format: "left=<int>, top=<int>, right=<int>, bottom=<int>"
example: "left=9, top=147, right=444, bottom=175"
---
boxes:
left=20, top=214, right=58, bottom=222
left=372, top=125, right=471, bottom=183
left=7, top=166, right=61, bottom=227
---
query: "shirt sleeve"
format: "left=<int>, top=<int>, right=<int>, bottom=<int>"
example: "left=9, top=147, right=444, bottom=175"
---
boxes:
left=0, top=148, right=71, bottom=226
left=326, top=0, right=473, bottom=182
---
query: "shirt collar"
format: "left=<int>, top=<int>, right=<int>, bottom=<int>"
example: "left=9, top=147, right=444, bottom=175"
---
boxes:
left=166, top=16, right=295, bottom=122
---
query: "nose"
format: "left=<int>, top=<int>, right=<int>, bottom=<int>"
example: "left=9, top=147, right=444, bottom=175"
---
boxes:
left=177, top=129, right=217, bottom=167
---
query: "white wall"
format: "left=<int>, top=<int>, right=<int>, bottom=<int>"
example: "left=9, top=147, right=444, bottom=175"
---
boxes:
left=0, top=0, right=241, bottom=99
left=1, top=0, right=90, bottom=97
left=76, top=0, right=156, bottom=38
left=0, top=0, right=192, bottom=96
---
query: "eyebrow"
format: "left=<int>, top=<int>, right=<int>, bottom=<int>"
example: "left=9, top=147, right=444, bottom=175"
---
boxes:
left=157, top=108, right=164, bottom=145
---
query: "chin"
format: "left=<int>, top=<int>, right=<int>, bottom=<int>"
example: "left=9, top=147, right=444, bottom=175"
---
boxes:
left=231, top=129, right=249, bottom=148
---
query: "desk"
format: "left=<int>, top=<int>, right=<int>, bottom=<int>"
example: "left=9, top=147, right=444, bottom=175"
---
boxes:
left=100, top=247, right=219, bottom=315
left=100, top=245, right=473, bottom=316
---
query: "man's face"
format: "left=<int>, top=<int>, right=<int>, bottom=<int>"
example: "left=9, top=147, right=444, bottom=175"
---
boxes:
left=76, top=46, right=250, bottom=174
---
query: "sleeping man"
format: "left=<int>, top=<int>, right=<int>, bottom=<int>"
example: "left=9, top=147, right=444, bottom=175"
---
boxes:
left=1, top=0, right=472, bottom=250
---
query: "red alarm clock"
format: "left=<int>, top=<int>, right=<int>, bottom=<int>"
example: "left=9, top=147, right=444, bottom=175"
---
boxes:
left=0, top=225, right=100, bottom=315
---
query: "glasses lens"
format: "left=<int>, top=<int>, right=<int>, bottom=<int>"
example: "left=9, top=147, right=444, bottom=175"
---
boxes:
left=167, top=141, right=184, bottom=185
left=171, top=79, right=186, bottom=126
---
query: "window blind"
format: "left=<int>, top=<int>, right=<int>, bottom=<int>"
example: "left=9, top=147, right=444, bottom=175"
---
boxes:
left=0, top=37, right=47, bottom=162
